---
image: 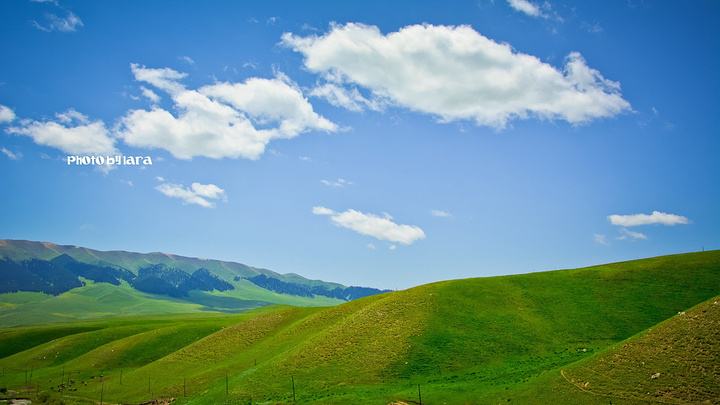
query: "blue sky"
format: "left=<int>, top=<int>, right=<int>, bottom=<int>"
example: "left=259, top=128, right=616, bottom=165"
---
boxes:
left=0, top=0, right=718, bottom=289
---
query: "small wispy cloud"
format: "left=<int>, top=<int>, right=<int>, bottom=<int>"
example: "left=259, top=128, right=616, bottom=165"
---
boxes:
left=156, top=182, right=227, bottom=208
left=141, top=86, right=160, bottom=104
left=431, top=209, right=452, bottom=218
left=593, top=233, right=609, bottom=245
left=507, top=0, right=543, bottom=17
left=313, top=206, right=426, bottom=245
left=301, top=23, right=319, bottom=32
left=1, top=147, right=22, bottom=160
left=506, top=0, right=562, bottom=21
left=321, top=178, right=352, bottom=188
left=0, top=105, right=16, bottom=123
left=178, top=55, right=195, bottom=65
left=583, top=22, right=604, bottom=34
left=33, top=11, right=83, bottom=32
left=617, top=228, right=647, bottom=241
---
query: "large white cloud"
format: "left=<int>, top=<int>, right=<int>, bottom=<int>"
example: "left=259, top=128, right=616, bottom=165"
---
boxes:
left=312, top=206, right=426, bottom=245
left=608, top=211, right=689, bottom=227
left=282, top=23, right=630, bottom=128
left=0, top=105, right=15, bottom=123
left=117, top=64, right=337, bottom=159
left=156, top=181, right=226, bottom=208
left=7, top=109, right=116, bottom=155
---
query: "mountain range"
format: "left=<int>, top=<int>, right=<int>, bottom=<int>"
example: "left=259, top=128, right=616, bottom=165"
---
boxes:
left=0, top=239, right=388, bottom=326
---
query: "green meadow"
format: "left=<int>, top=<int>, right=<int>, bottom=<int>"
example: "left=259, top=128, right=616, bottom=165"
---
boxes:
left=0, top=251, right=718, bottom=404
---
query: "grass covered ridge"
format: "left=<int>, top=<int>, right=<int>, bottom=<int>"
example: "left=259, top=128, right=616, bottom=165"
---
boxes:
left=0, top=250, right=718, bottom=404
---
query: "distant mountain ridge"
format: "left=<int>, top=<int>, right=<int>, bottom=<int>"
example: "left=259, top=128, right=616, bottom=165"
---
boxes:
left=0, top=239, right=341, bottom=287
left=0, top=239, right=387, bottom=322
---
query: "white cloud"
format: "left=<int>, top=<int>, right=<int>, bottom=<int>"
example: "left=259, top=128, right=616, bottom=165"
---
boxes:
left=155, top=176, right=165, bottom=182
left=33, top=11, right=83, bottom=32
left=389, top=244, right=397, bottom=251
left=312, top=206, right=335, bottom=216
left=1, top=147, right=21, bottom=160
left=189, top=182, right=226, bottom=200
left=617, top=228, right=647, bottom=241
left=321, top=178, right=352, bottom=188
left=156, top=182, right=226, bottom=208
left=366, top=243, right=376, bottom=250
left=7, top=109, right=116, bottom=155
left=312, top=206, right=426, bottom=245
left=608, top=211, right=689, bottom=227
left=507, top=0, right=542, bottom=17
left=140, top=86, right=160, bottom=104
left=0, top=105, right=16, bottom=123
left=584, top=22, right=604, bottom=34
left=507, top=0, right=561, bottom=21
left=178, top=55, right=195, bottom=65
left=56, top=109, right=88, bottom=124
left=310, top=83, right=384, bottom=112
left=593, top=233, right=608, bottom=245
left=117, top=64, right=336, bottom=159
left=282, top=23, right=629, bottom=128
left=431, top=209, right=451, bottom=218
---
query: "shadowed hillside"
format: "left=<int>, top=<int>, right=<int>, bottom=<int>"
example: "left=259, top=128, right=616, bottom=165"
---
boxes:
left=562, top=295, right=719, bottom=403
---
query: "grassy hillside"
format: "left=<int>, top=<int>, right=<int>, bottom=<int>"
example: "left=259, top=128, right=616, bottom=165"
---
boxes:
left=0, top=281, right=206, bottom=326
left=0, top=279, right=342, bottom=327
left=561, top=294, right=719, bottom=403
left=0, top=251, right=717, bottom=404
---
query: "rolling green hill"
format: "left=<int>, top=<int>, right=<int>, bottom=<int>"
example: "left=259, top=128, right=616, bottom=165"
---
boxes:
left=561, top=294, right=720, bottom=403
left=0, top=250, right=717, bottom=404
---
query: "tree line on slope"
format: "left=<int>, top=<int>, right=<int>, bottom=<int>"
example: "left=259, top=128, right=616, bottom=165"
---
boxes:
left=244, top=274, right=390, bottom=301
left=0, top=254, right=233, bottom=297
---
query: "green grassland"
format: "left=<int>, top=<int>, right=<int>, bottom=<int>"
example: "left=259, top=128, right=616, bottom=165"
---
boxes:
left=0, top=251, right=718, bottom=404
left=0, top=278, right=343, bottom=327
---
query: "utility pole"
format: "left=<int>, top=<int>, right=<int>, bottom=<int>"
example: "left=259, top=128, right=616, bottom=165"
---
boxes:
left=417, top=384, right=422, bottom=405
left=225, top=373, right=229, bottom=396
left=291, top=376, right=296, bottom=402
left=100, top=379, right=105, bottom=405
